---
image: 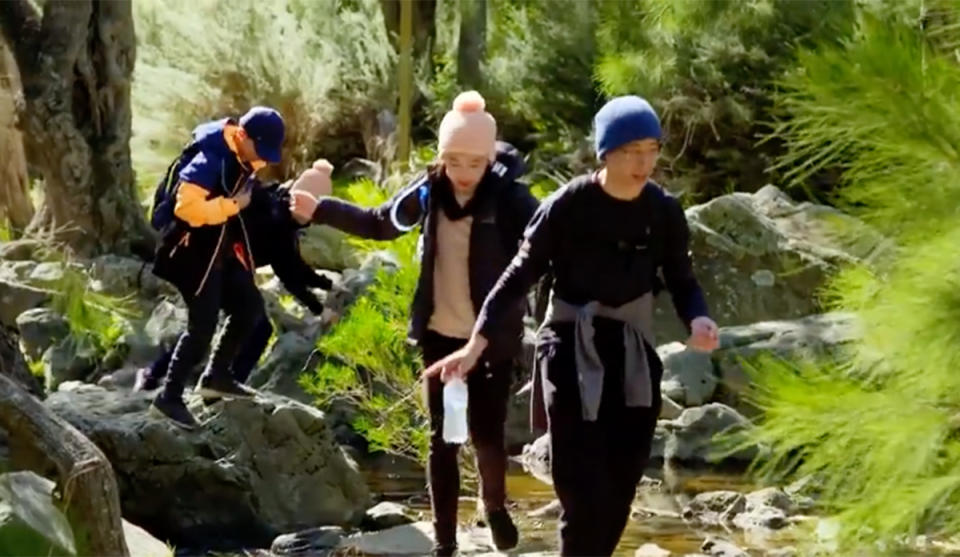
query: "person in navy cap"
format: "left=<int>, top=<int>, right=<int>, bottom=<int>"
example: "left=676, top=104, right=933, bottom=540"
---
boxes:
left=150, top=106, right=285, bottom=429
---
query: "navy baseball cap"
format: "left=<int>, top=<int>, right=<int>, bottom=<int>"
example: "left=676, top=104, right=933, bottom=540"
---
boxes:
left=239, top=106, right=285, bottom=164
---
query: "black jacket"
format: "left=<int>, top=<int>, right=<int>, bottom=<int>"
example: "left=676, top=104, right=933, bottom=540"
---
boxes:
left=313, top=142, right=539, bottom=362
left=243, top=183, right=331, bottom=314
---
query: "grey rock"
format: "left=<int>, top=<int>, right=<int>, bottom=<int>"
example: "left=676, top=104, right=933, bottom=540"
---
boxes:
left=338, top=521, right=495, bottom=555
left=0, top=471, right=75, bottom=556
left=144, top=300, right=187, bottom=349
left=271, top=526, right=346, bottom=556
left=528, top=500, right=562, bottom=519
left=700, top=537, right=750, bottom=557
left=248, top=332, right=315, bottom=403
left=28, top=261, right=66, bottom=284
left=339, top=158, right=382, bottom=182
left=712, top=312, right=857, bottom=412
left=682, top=491, right=746, bottom=526
left=44, top=384, right=370, bottom=548
left=654, top=186, right=887, bottom=342
left=520, top=433, right=552, bottom=485
left=15, top=308, right=69, bottom=360
left=636, top=543, right=672, bottom=557
left=658, top=342, right=718, bottom=406
left=88, top=255, right=165, bottom=298
left=300, top=226, right=365, bottom=272
left=362, top=502, right=416, bottom=531
left=662, top=403, right=755, bottom=465
left=0, top=260, right=37, bottom=282
left=0, top=279, right=50, bottom=327
left=42, top=336, right=98, bottom=392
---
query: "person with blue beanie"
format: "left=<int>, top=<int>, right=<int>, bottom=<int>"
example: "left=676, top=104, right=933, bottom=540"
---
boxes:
left=424, top=96, right=719, bottom=555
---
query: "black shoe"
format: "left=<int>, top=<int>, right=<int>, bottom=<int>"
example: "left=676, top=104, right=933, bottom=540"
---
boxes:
left=487, top=508, right=518, bottom=551
left=432, top=545, right=457, bottom=557
left=132, top=368, right=161, bottom=393
left=195, top=374, right=256, bottom=401
left=149, top=395, right=198, bottom=430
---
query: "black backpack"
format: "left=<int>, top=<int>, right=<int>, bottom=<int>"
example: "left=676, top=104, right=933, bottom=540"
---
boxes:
left=150, top=142, right=201, bottom=234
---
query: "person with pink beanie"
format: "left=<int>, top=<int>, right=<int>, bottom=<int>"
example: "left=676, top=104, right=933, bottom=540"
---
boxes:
left=291, top=92, right=538, bottom=555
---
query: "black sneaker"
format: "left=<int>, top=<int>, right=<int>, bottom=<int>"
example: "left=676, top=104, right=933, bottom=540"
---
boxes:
left=132, top=368, right=161, bottom=393
left=149, top=395, right=198, bottom=430
left=195, top=374, right=256, bottom=401
left=487, top=508, right=518, bottom=551
left=432, top=545, right=457, bottom=557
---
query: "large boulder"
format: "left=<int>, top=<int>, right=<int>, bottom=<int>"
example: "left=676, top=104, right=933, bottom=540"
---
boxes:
left=0, top=471, right=75, bottom=556
left=322, top=251, right=399, bottom=315
left=0, top=278, right=50, bottom=327
left=44, top=383, right=370, bottom=548
left=42, top=336, right=99, bottom=392
left=87, top=254, right=168, bottom=298
left=336, top=521, right=496, bottom=555
left=361, top=502, right=417, bottom=531
left=711, top=312, right=857, bottom=412
left=0, top=471, right=172, bottom=557
left=661, top=403, right=756, bottom=466
left=247, top=332, right=315, bottom=403
left=143, top=300, right=187, bottom=349
left=658, top=342, right=717, bottom=407
left=654, top=185, right=885, bottom=342
left=15, top=308, right=69, bottom=360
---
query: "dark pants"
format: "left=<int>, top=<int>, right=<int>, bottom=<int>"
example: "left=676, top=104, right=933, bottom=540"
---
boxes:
left=159, top=257, right=265, bottom=400
left=540, top=320, right=662, bottom=557
left=148, top=315, right=272, bottom=385
left=421, top=330, right=512, bottom=549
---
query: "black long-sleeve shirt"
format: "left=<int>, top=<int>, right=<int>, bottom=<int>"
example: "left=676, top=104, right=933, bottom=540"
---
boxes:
left=476, top=174, right=709, bottom=338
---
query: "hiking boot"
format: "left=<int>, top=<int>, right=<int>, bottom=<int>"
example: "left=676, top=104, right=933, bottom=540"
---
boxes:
left=487, top=508, right=518, bottom=551
left=195, top=374, right=256, bottom=401
left=149, top=394, right=198, bottom=430
left=132, top=368, right=161, bottom=393
left=432, top=545, right=457, bottom=557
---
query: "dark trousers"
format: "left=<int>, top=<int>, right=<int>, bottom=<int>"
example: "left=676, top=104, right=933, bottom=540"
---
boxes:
left=540, top=320, right=662, bottom=557
left=159, top=257, right=265, bottom=400
left=421, top=330, right=512, bottom=548
left=148, top=315, right=272, bottom=385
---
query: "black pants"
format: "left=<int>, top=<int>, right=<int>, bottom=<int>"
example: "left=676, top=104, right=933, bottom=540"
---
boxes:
left=421, top=330, right=512, bottom=548
left=148, top=315, right=272, bottom=385
left=159, top=257, right=265, bottom=400
left=540, top=320, right=662, bottom=557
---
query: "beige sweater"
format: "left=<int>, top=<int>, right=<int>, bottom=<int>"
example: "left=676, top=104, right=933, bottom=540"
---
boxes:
left=427, top=195, right=476, bottom=339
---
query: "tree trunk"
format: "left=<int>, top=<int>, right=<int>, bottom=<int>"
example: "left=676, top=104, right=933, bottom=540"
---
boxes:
left=380, top=0, right=437, bottom=62
left=457, top=0, right=487, bottom=90
left=0, top=0, right=152, bottom=257
left=0, top=327, right=128, bottom=556
left=0, top=325, right=42, bottom=397
left=0, top=40, right=33, bottom=233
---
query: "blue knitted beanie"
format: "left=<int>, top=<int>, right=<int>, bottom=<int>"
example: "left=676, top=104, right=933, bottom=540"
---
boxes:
left=594, top=96, right=662, bottom=160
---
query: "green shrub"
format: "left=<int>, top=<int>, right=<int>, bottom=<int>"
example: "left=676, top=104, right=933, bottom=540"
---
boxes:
left=595, top=0, right=858, bottom=200
left=300, top=178, right=427, bottom=460
left=132, top=0, right=395, bottom=196
left=741, top=6, right=960, bottom=551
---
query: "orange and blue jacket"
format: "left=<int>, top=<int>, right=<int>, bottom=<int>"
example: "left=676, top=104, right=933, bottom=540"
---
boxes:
left=152, top=118, right=264, bottom=297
